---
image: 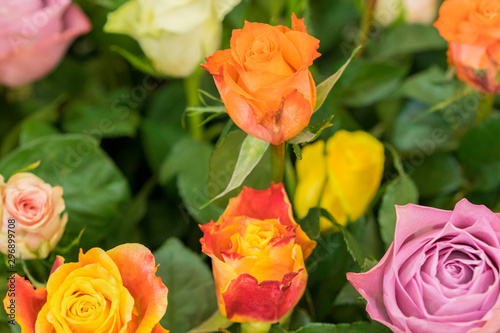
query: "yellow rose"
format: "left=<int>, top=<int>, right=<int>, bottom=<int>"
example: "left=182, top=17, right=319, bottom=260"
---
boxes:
left=3, top=244, right=169, bottom=333
left=295, top=130, right=385, bottom=230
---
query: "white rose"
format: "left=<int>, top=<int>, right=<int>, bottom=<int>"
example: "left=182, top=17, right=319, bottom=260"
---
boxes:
left=374, top=0, right=439, bottom=26
left=104, top=0, right=241, bottom=78
left=0, top=173, right=68, bottom=259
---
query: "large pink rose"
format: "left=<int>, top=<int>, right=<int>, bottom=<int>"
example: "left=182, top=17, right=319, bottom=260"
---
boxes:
left=0, top=0, right=91, bottom=87
left=348, top=199, right=500, bottom=333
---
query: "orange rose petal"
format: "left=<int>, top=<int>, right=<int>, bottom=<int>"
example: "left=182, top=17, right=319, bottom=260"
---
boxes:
left=249, top=239, right=297, bottom=282
left=284, top=31, right=320, bottom=69
left=222, top=270, right=307, bottom=323
left=232, top=22, right=278, bottom=66
left=107, top=243, right=169, bottom=333
left=202, top=49, right=232, bottom=75
left=3, top=275, right=47, bottom=333
left=200, top=222, right=241, bottom=261
left=224, top=89, right=279, bottom=143
left=434, top=0, right=473, bottom=42
left=291, top=13, right=307, bottom=33
left=260, top=88, right=312, bottom=145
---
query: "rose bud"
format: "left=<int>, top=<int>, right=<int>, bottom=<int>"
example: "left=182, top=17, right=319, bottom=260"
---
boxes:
left=202, top=14, right=321, bottom=145
left=294, top=130, right=385, bottom=230
left=0, top=173, right=68, bottom=259
left=200, top=183, right=317, bottom=323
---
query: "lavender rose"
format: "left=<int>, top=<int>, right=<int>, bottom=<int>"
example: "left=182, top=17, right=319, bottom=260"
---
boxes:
left=0, top=0, right=91, bottom=87
left=347, top=199, right=500, bottom=333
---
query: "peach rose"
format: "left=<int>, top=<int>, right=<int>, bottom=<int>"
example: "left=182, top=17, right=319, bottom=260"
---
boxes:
left=200, top=183, right=317, bottom=323
left=0, top=0, right=91, bottom=87
left=0, top=173, right=67, bottom=259
left=434, top=0, right=500, bottom=93
left=202, top=14, right=320, bottom=145
left=3, top=244, right=169, bottom=333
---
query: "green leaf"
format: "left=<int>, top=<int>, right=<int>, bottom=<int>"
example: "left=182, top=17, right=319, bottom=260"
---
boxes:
left=288, top=115, right=334, bottom=145
left=207, top=131, right=271, bottom=206
left=0, top=134, right=130, bottom=249
left=62, top=90, right=141, bottom=139
left=298, top=208, right=322, bottom=240
left=270, top=321, right=391, bottom=333
left=20, top=120, right=59, bottom=146
left=155, top=238, right=218, bottom=333
left=391, top=101, right=458, bottom=153
left=187, top=310, right=232, bottom=333
left=458, top=118, right=500, bottom=192
left=315, top=46, right=360, bottom=112
left=378, top=176, right=419, bottom=248
left=410, top=153, right=463, bottom=198
left=159, top=137, right=223, bottom=223
left=333, top=59, right=409, bottom=107
left=370, top=24, right=447, bottom=59
left=398, top=66, right=456, bottom=106
left=141, top=82, right=186, bottom=171
left=318, top=208, right=367, bottom=267
left=202, top=135, right=270, bottom=207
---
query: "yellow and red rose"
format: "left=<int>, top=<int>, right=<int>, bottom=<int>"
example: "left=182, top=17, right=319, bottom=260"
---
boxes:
left=3, top=244, right=169, bottom=333
left=434, top=0, right=500, bottom=93
left=200, top=183, right=316, bottom=323
left=202, top=14, right=320, bottom=145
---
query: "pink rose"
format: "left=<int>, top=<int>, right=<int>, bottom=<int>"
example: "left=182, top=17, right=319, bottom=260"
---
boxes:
left=0, top=0, right=91, bottom=87
left=348, top=199, right=500, bottom=333
left=0, top=173, right=67, bottom=259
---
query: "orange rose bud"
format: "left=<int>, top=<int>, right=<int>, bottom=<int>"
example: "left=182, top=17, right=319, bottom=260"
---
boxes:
left=202, top=14, right=320, bottom=145
left=434, top=0, right=500, bottom=93
left=3, top=244, right=169, bottom=333
left=200, top=183, right=316, bottom=323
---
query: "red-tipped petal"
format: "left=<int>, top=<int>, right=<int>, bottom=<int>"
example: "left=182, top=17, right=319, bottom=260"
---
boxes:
left=222, top=270, right=307, bottom=323
left=3, top=275, right=47, bottom=333
left=107, top=244, right=169, bottom=333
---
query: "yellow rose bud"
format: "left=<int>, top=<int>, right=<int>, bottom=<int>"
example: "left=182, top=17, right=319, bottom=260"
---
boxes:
left=295, top=130, right=385, bottom=230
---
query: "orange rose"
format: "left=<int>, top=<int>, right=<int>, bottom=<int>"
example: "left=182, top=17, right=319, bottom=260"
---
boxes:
left=3, top=244, right=169, bottom=333
left=199, top=183, right=316, bottom=323
left=202, top=14, right=320, bottom=145
left=434, top=0, right=500, bottom=93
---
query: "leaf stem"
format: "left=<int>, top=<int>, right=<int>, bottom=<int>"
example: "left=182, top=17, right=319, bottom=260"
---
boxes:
left=185, top=67, right=205, bottom=140
left=476, top=93, right=495, bottom=123
left=356, top=0, right=377, bottom=56
left=271, top=143, right=285, bottom=184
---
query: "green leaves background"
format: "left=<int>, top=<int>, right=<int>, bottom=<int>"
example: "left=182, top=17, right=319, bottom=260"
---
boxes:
left=2, top=0, right=500, bottom=332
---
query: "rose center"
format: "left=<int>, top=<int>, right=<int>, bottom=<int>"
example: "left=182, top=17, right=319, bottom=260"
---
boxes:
left=478, top=1, right=500, bottom=23
left=243, top=223, right=277, bottom=249
left=247, top=37, right=275, bottom=62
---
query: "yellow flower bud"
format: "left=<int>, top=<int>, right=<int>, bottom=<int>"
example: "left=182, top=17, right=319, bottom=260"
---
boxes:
left=295, top=130, right=385, bottom=231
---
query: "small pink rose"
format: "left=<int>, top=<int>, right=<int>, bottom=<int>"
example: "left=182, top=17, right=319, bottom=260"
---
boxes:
left=348, top=199, right=500, bottom=333
left=0, top=173, right=67, bottom=259
left=0, top=0, right=91, bottom=87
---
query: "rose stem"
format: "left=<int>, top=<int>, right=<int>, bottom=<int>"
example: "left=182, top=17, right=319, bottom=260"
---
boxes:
left=184, top=67, right=204, bottom=140
left=356, top=0, right=377, bottom=57
left=271, top=142, right=286, bottom=184
left=476, top=93, right=495, bottom=123
left=240, top=322, right=272, bottom=333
